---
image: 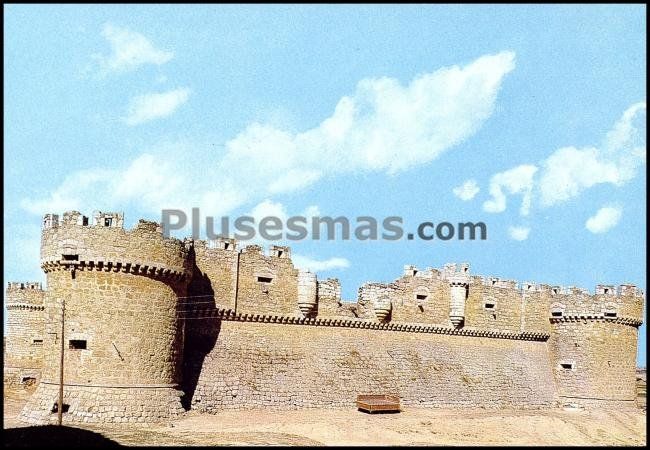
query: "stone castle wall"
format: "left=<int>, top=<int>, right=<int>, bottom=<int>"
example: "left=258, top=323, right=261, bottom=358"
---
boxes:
left=5, top=210, right=645, bottom=424
left=185, top=319, right=558, bottom=411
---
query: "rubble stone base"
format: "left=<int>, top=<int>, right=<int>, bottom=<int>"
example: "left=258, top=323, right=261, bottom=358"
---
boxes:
left=19, top=381, right=184, bottom=424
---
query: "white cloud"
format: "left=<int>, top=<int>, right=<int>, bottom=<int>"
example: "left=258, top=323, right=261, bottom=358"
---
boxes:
left=538, top=146, right=620, bottom=206
left=585, top=206, right=622, bottom=234
left=291, top=254, right=350, bottom=272
left=539, top=102, right=646, bottom=207
left=20, top=168, right=114, bottom=215
left=453, top=179, right=480, bottom=201
left=482, top=102, right=646, bottom=215
left=124, top=88, right=191, bottom=126
left=219, top=50, right=515, bottom=193
left=508, top=226, right=530, bottom=241
left=483, top=165, right=537, bottom=215
left=247, top=200, right=320, bottom=223
left=24, top=52, right=515, bottom=221
left=94, top=24, right=173, bottom=74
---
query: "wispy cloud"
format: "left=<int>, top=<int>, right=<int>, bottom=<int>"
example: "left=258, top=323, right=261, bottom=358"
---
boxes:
left=453, top=179, right=480, bottom=201
left=94, top=24, right=173, bottom=74
left=538, top=102, right=646, bottom=207
left=482, top=102, right=646, bottom=216
left=291, top=254, right=351, bottom=272
left=508, top=225, right=530, bottom=241
left=483, top=165, right=537, bottom=215
left=23, top=51, right=515, bottom=220
left=123, top=88, right=191, bottom=126
left=585, top=206, right=622, bottom=234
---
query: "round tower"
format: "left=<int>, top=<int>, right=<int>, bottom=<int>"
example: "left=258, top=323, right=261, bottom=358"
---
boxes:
left=547, top=284, right=645, bottom=407
left=20, top=211, right=192, bottom=424
left=4, top=282, right=45, bottom=389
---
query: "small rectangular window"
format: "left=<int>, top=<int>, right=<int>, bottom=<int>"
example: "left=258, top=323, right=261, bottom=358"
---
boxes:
left=51, top=403, right=70, bottom=413
left=551, top=311, right=563, bottom=317
left=257, top=276, right=273, bottom=284
left=32, top=339, right=43, bottom=345
left=484, top=302, right=495, bottom=309
left=416, top=294, right=427, bottom=301
left=69, top=340, right=87, bottom=350
left=560, top=363, right=574, bottom=370
left=104, top=218, right=112, bottom=226
left=21, top=376, right=36, bottom=385
left=604, top=311, right=617, bottom=318
left=62, top=254, right=79, bottom=261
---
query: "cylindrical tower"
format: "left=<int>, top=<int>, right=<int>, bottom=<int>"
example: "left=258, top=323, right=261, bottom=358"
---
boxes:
left=373, top=294, right=392, bottom=322
left=547, top=284, right=645, bottom=407
left=20, top=211, right=192, bottom=424
left=446, top=263, right=470, bottom=328
left=4, top=282, right=45, bottom=389
left=297, top=270, right=317, bottom=317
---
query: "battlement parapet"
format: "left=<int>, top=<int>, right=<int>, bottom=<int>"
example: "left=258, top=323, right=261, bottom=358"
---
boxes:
left=269, top=245, right=291, bottom=258
left=521, top=281, right=538, bottom=292
left=43, top=211, right=125, bottom=230
left=193, top=237, right=238, bottom=253
left=317, top=278, right=341, bottom=300
left=241, top=244, right=263, bottom=254
left=402, top=265, right=440, bottom=279
left=619, top=284, right=644, bottom=297
left=549, top=314, right=643, bottom=327
left=40, top=211, right=191, bottom=277
left=5, top=281, right=45, bottom=308
left=7, top=282, right=43, bottom=291
left=93, top=211, right=124, bottom=228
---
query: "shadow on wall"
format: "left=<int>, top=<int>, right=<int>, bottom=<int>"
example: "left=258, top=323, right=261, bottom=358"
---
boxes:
left=181, top=249, right=221, bottom=410
left=3, top=425, right=122, bottom=448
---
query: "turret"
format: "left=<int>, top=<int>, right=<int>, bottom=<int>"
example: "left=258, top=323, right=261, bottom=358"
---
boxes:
left=4, top=282, right=45, bottom=389
left=446, top=263, right=470, bottom=328
left=21, top=211, right=191, bottom=425
left=297, top=270, right=317, bottom=317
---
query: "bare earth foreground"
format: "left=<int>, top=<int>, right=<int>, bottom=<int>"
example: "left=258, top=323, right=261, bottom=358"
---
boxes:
left=3, top=389, right=646, bottom=446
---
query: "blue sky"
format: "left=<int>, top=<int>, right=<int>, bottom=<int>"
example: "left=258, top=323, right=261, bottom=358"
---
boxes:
left=4, top=4, right=646, bottom=366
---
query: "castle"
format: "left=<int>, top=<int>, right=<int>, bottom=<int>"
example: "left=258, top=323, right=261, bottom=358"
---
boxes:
left=4, top=210, right=645, bottom=424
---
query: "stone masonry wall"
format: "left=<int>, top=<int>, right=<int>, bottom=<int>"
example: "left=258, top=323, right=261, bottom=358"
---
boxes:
left=190, top=238, right=238, bottom=310
left=22, top=211, right=191, bottom=424
left=187, top=320, right=559, bottom=411
left=4, top=283, right=45, bottom=388
left=234, top=245, right=300, bottom=316
left=548, top=319, right=640, bottom=403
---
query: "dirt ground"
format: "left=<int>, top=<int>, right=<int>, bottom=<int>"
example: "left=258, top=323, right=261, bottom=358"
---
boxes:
left=3, top=389, right=646, bottom=446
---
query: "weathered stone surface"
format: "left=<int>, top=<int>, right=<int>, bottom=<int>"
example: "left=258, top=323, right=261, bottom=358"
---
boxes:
left=3, top=210, right=644, bottom=424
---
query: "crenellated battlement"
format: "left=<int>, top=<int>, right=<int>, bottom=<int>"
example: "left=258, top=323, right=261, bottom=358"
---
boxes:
left=7, top=282, right=43, bottom=291
left=5, top=282, right=45, bottom=309
left=40, top=211, right=191, bottom=278
left=42, top=211, right=124, bottom=230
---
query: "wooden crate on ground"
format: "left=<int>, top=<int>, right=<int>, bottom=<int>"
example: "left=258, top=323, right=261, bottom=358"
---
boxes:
left=356, top=394, right=401, bottom=413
